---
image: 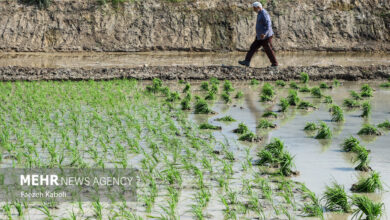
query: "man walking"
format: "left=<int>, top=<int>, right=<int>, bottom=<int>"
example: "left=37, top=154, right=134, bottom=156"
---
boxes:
left=239, top=2, right=278, bottom=67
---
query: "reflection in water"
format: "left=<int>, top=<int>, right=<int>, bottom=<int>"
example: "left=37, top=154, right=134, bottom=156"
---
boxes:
left=0, top=51, right=389, bottom=68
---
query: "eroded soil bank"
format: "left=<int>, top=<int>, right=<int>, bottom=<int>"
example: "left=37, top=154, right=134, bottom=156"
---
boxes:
left=1, top=65, right=389, bottom=81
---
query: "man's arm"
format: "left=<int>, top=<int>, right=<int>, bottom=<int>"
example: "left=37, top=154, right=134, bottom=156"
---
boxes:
left=261, top=12, right=272, bottom=38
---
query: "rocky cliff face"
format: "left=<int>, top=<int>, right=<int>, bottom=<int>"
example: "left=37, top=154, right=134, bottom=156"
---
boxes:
left=0, top=0, right=389, bottom=52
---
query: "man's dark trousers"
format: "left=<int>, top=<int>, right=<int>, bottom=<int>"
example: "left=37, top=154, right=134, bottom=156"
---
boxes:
left=245, top=36, right=278, bottom=66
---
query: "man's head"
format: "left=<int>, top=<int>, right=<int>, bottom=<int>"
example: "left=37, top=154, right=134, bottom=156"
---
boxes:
left=252, top=2, right=262, bottom=12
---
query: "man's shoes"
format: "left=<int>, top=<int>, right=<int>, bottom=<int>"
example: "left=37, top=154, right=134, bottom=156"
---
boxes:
left=270, top=64, right=278, bottom=68
left=238, top=60, right=250, bottom=67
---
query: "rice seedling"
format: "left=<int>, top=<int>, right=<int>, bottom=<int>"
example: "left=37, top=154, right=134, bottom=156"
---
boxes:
left=324, top=95, right=333, bottom=104
left=235, top=90, right=244, bottom=99
left=380, top=82, right=390, bottom=88
left=301, top=185, right=323, bottom=219
left=257, top=119, right=277, bottom=129
left=210, top=77, right=220, bottom=85
left=358, top=124, right=381, bottom=136
left=287, top=89, right=300, bottom=106
left=183, top=82, right=191, bottom=93
left=299, top=85, right=311, bottom=92
left=221, top=92, right=232, bottom=103
left=289, top=81, right=300, bottom=90
left=333, top=79, right=341, bottom=87
left=239, top=132, right=261, bottom=142
left=351, top=91, right=363, bottom=100
left=214, top=116, right=234, bottom=123
left=351, top=171, right=383, bottom=193
left=279, top=151, right=296, bottom=176
left=323, top=181, right=351, bottom=212
left=279, top=98, right=290, bottom=112
left=378, top=120, right=390, bottom=129
left=311, top=87, right=322, bottom=98
left=146, top=78, right=163, bottom=93
left=250, top=79, right=260, bottom=85
left=194, top=98, right=212, bottom=114
left=262, top=111, right=278, bottom=118
left=354, top=146, right=372, bottom=172
left=361, top=101, right=371, bottom=118
left=166, top=91, right=180, bottom=102
left=341, top=136, right=360, bottom=152
left=200, top=81, right=209, bottom=91
left=298, top=101, right=316, bottom=110
left=205, top=90, right=216, bottom=100
left=275, top=80, right=286, bottom=87
left=315, top=122, right=332, bottom=139
left=351, top=194, right=384, bottom=220
left=3, top=203, right=12, bottom=219
left=260, top=83, right=275, bottom=102
left=35, top=204, right=56, bottom=220
left=361, top=84, right=373, bottom=97
left=330, top=104, right=344, bottom=122
left=180, top=93, right=192, bottom=110
left=304, top=122, right=318, bottom=131
left=233, top=123, right=249, bottom=134
left=199, top=123, right=222, bottom=130
left=223, top=80, right=234, bottom=93
left=343, top=98, right=361, bottom=108
left=319, top=82, right=330, bottom=89
left=300, top=72, right=309, bottom=84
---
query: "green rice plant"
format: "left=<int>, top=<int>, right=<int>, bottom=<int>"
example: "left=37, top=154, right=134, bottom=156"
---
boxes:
left=323, top=182, right=351, bottom=212
left=257, top=149, right=276, bottom=166
left=289, top=81, right=300, bottom=90
left=361, top=84, right=373, bottom=97
left=330, top=104, right=344, bottom=122
left=324, top=95, right=333, bottom=104
left=233, top=123, right=249, bottom=134
left=379, top=82, right=390, bottom=88
left=351, top=171, right=383, bottom=193
left=287, top=89, right=300, bottom=106
left=341, top=136, right=360, bottom=152
left=351, top=194, right=384, bottom=220
left=216, top=116, right=236, bottom=122
left=315, top=122, right=332, bottom=139
left=179, top=79, right=186, bottom=84
left=250, top=79, right=260, bottom=85
left=275, top=80, right=286, bottom=87
left=350, top=91, right=363, bottom=100
left=257, top=119, right=276, bottom=129
left=166, top=91, right=180, bottom=102
left=194, top=98, right=212, bottom=114
left=205, top=90, right=216, bottom=100
left=221, top=92, right=231, bottom=103
left=279, top=98, right=290, bottom=112
left=361, top=101, right=371, bottom=118
left=13, top=202, right=23, bottom=217
left=200, top=82, right=209, bottom=91
left=301, top=185, right=323, bottom=219
left=354, top=147, right=372, bottom=172
left=235, top=90, right=244, bottom=99
left=333, top=79, right=341, bottom=87
left=319, top=82, right=330, bottom=89
left=260, top=83, right=275, bottom=102
left=343, top=98, right=361, bottom=108
left=146, top=78, right=163, bottom=93
left=298, top=101, right=316, bottom=110
left=299, top=85, right=311, bottom=92
left=264, top=138, right=285, bottom=158
left=311, top=87, right=322, bottom=98
left=35, top=204, right=55, bottom=220
left=199, top=123, right=221, bottom=130
left=300, top=72, right=309, bottom=84
left=304, top=122, right=318, bottom=131
left=279, top=151, right=295, bottom=176
left=239, top=132, right=260, bottom=142
left=223, top=80, right=234, bottom=93
left=183, top=82, right=191, bottom=93
left=210, top=77, right=220, bottom=85
left=358, top=124, right=381, bottom=136
left=378, top=120, right=390, bottom=129
left=181, top=93, right=191, bottom=110
left=210, top=83, right=219, bottom=93
left=262, top=111, right=277, bottom=118
left=3, top=203, right=12, bottom=219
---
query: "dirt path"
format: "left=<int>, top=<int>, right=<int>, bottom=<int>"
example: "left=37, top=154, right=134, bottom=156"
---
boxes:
left=1, top=65, right=389, bottom=81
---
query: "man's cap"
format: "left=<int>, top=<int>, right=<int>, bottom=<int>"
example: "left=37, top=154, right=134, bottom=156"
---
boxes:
left=252, top=2, right=262, bottom=8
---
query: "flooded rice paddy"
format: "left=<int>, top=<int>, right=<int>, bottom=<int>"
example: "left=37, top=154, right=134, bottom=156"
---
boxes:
left=0, top=79, right=389, bottom=219
left=0, top=52, right=389, bottom=68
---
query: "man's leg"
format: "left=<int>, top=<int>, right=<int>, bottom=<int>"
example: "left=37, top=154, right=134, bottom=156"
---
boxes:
left=244, top=38, right=262, bottom=62
left=262, top=36, right=278, bottom=66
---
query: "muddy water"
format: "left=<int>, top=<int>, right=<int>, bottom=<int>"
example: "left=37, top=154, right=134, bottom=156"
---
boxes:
left=0, top=52, right=389, bottom=68
left=188, top=81, right=390, bottom=220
